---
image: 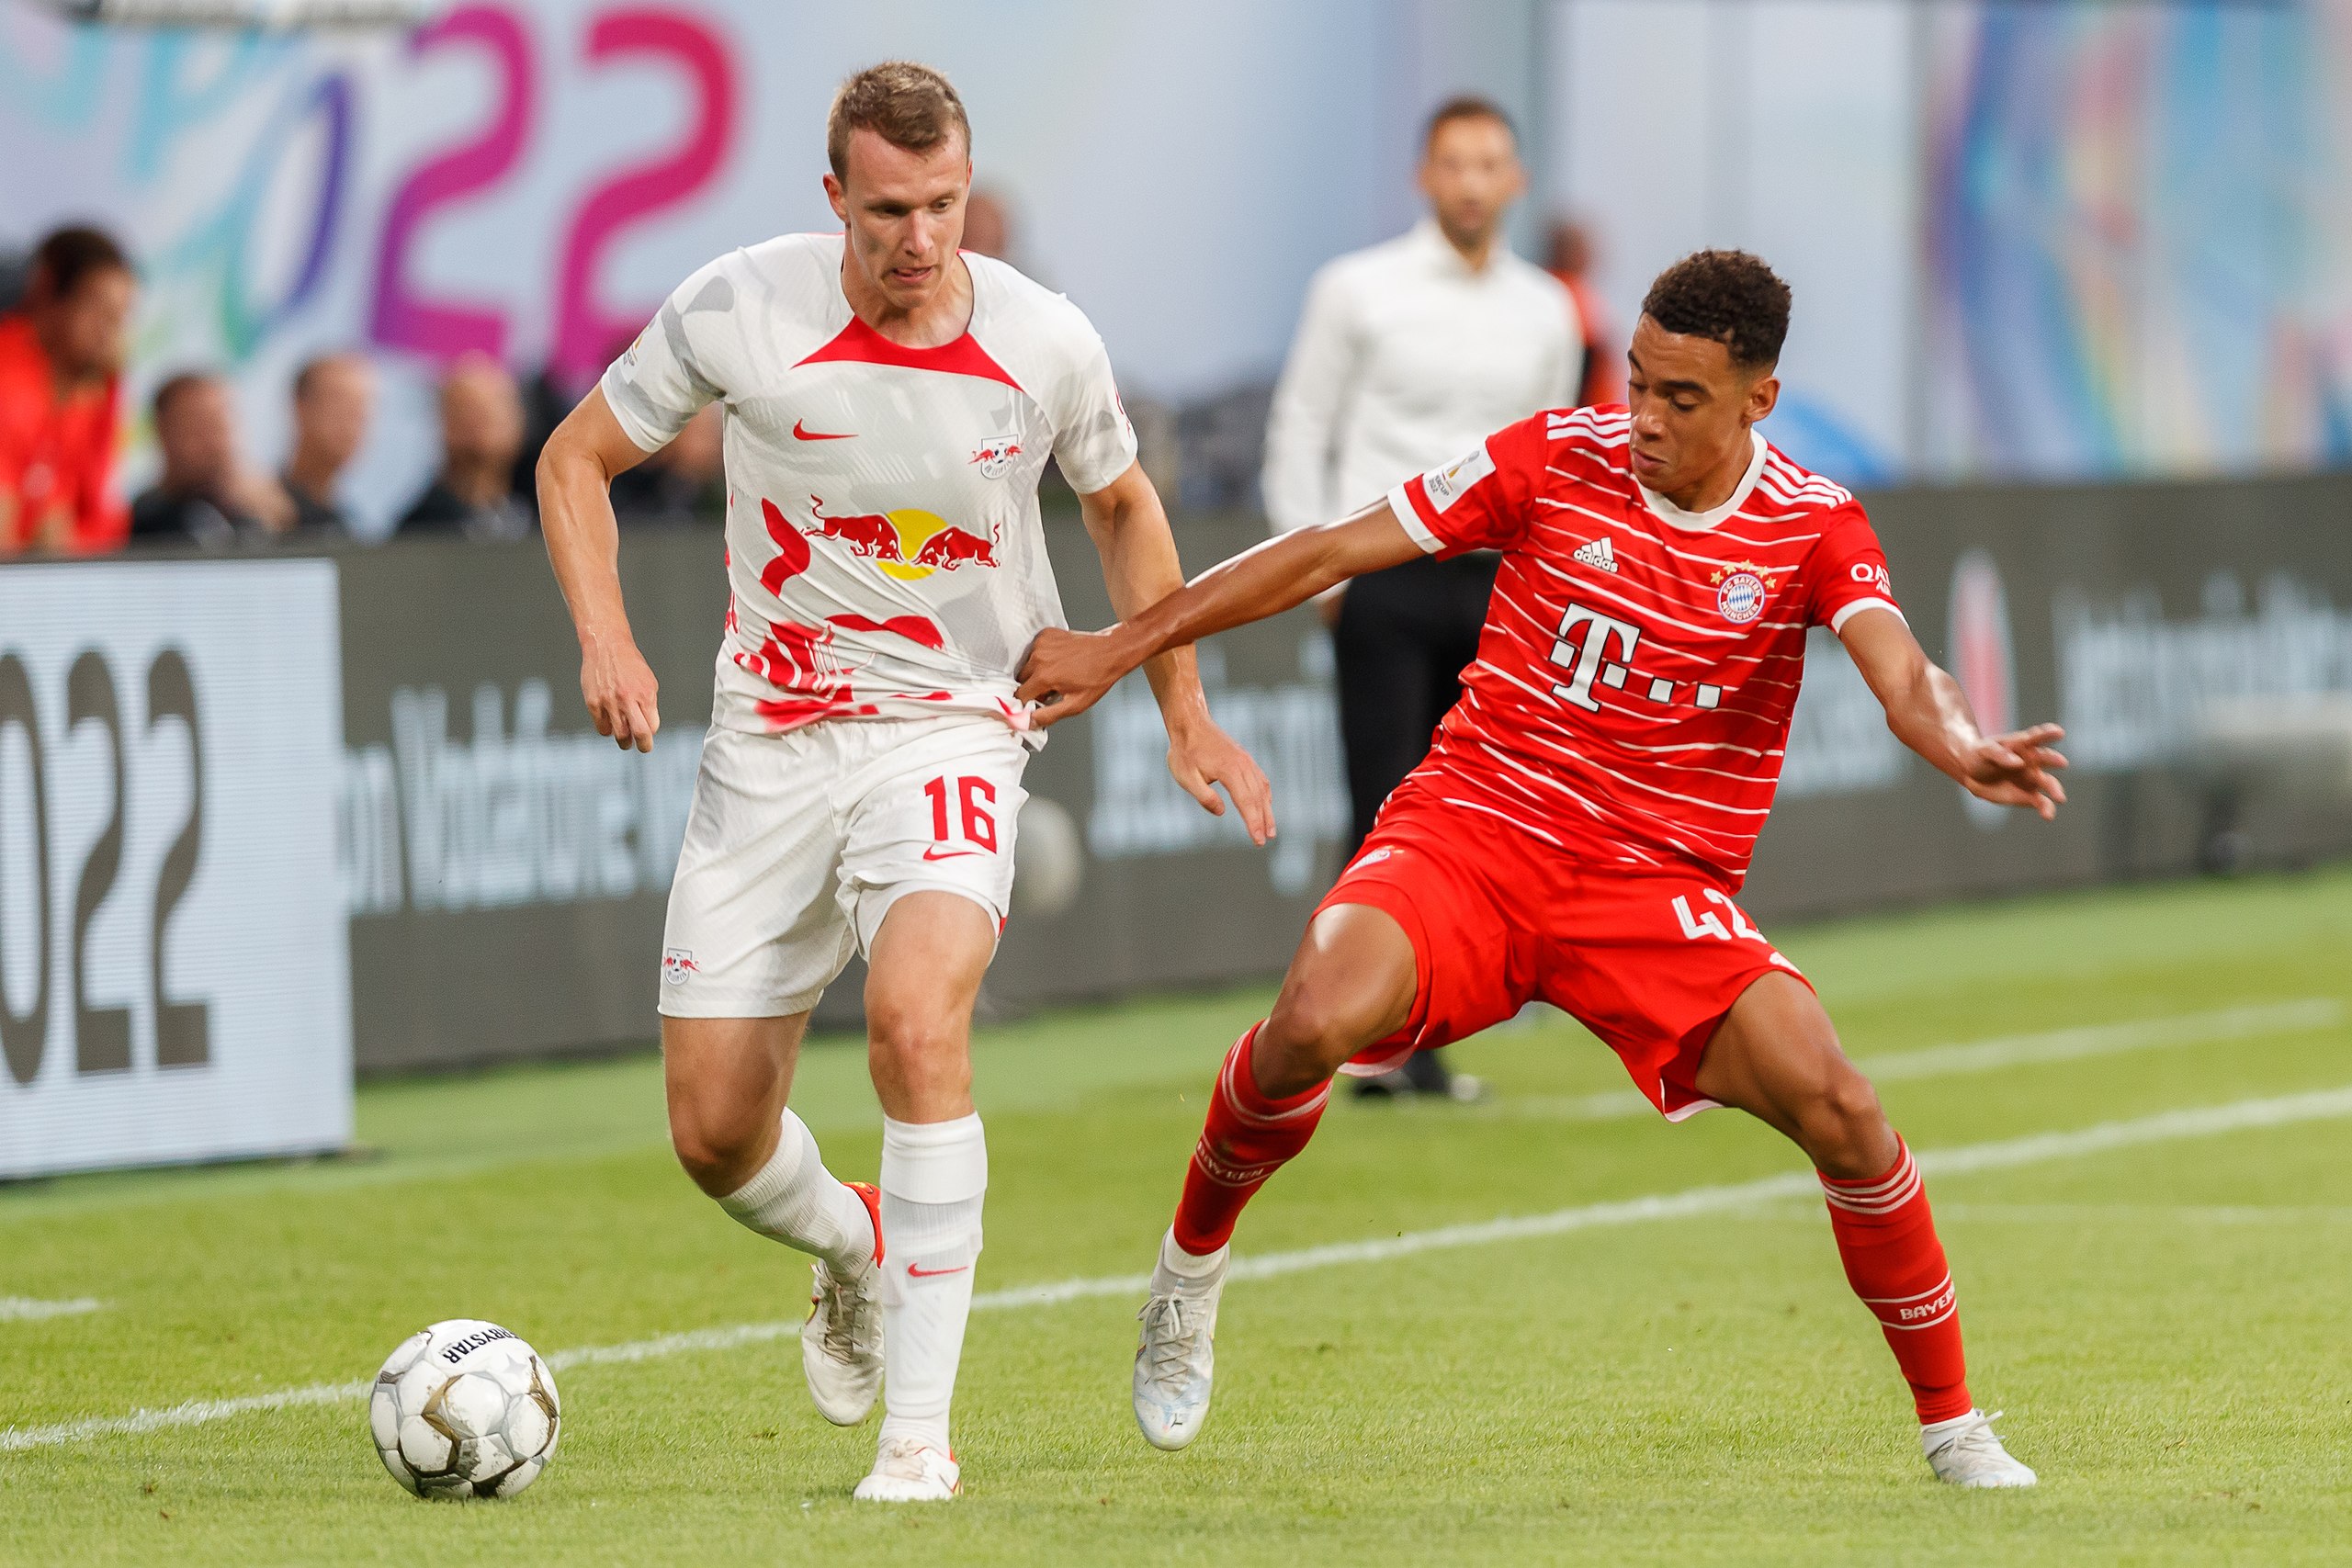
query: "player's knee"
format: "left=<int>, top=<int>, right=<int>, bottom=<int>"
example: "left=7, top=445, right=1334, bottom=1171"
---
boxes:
left=865, top=1001, right=971, bottom=1103
left=1796, top=1069, right=1892, bottom=1176
left=667, top=1094, right=761, bottom=1196
left=1260, top=986, right=1374, bottom=1096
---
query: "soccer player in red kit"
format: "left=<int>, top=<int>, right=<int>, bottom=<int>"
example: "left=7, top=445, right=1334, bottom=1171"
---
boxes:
left=1017, top=251, right=2065, bottom=1488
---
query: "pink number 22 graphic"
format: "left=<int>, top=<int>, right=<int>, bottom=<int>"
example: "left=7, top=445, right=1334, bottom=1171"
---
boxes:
left=369, top=4, right=736, bottom=375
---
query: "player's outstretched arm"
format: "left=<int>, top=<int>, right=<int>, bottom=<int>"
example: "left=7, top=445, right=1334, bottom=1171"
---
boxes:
left=1071, top=461, right=1275, bottom=844
left=1838, top=607, right=2069, bottom=819
left=537, top=387, right=662, bottom=752
left=1018, top=494, right=1422, bottom=728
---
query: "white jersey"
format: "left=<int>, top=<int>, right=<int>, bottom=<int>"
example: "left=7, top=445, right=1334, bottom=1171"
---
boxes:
left=602, top=232, right=1138, bottom=739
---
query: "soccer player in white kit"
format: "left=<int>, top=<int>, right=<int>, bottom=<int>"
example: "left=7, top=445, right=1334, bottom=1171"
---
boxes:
left=536, top=62, right=1271, bottom=1502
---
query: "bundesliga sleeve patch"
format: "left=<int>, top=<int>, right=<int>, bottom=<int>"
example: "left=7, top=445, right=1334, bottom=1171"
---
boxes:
left=1420, top=442, right=1495, bottom=513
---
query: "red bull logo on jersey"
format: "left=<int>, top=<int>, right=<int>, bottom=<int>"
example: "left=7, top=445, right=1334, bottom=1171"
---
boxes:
left=662, top=948, right=698, bottom=985
left=969, top=435, right=1023, bottom=479
left=1709, top=560, right=1781, bottom=626
left=803, top=494, right=1000, bottom=581
left=910, top=523, right=1000, bottom=570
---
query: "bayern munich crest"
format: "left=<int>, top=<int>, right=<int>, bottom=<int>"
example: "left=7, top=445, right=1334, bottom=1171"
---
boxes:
left=1714, top=570, right=1769, bottom=624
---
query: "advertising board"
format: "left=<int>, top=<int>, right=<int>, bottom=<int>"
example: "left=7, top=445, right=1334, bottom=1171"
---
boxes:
left=0, top=560, right=350, bottom=1177
left=9, top=472, right=2335, bottom=1082
left=325, top=474, right=2352, bottom=1067
left=331, top=521, right=1348, bottom=1069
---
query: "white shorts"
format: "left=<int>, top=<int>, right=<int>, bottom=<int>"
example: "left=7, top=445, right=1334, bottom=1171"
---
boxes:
left=659, top=714, right=1029, bottom=1018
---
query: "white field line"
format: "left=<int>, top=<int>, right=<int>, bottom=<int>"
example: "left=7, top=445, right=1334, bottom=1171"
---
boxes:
left=1487, top=998, right=2346, bottom=1122
left=0, top=1298, right=103, bottom=1324
left=8, top=1080, right=2352, bottom=1455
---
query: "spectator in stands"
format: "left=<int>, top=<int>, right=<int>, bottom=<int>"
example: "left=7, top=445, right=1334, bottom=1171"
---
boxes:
left=1261, top=96, right=1577, bottom=1100
left=280, top=351, right=373, bottom=536
left=960, top=184, right=1057, bottom=288
left=0, top=248, right=29, bottom=314
left=608, top=401, right=722, bottom=525
left=962, top=186, right=1012, bottom=261
left=512, top=333, right=633, bottom=522
left=1546, top=217, right=1623, bottom=407
left=400, top=353, right=533, bottom=540
left=130, top=372, right=294, bottom=547
left=0, top=225, right=136, bottom=555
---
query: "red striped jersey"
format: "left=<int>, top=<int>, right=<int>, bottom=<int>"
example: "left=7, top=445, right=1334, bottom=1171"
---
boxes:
left=1384, top=405, right=1902, bottom=887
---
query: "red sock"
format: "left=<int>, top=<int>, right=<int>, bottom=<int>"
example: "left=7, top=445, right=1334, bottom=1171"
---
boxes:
left=1170, top=1024, right=1330, bottom=1256
left=1819, top=1138, right=1973, bottom=1425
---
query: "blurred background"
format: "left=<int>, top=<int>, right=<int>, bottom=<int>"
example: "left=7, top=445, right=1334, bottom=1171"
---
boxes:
left=3, top=0, right=2350, bottom=1168
left=9, top=0, right=2352, bottom=522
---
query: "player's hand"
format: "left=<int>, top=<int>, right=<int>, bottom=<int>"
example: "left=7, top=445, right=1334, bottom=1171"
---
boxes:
left=1959, top=722, right=2068, bottom=819
left=1015, top=626, right=1135, bottom=727
left=581, top=630, right=661, bottom=752
left=1166, top=714, right=1276, bottom=846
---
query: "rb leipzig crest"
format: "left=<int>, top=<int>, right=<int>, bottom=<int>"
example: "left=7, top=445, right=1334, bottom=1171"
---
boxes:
left=969, top=435, right=1023, bottom=479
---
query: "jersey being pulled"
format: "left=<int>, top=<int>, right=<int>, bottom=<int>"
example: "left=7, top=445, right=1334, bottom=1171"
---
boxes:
left=602, top=232, right=1137, bottom=738
left=1385, top=407, right=1902, bottom=887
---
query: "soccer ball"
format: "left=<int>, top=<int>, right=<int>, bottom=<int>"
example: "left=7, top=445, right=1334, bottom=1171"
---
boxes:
left=368, top=1320, right=560, bottom=1499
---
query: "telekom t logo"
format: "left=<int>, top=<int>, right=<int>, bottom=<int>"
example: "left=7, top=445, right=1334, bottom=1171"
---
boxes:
left=1550, top=604, right=1643, bottom=711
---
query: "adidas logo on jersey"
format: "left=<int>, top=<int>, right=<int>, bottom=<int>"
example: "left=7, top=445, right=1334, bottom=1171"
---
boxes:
left=1572, top=536, right=1619, bottom=573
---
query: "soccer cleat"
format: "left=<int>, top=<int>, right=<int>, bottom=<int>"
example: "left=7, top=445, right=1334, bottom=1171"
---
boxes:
left=1132, top=1240, right=1227, bottom=1451
left=801, top=1181, right=885, bottom=1426
left=1921, top=1409, right=2038, bottom=1488
left=852, top=1437, right=960, bottom=1502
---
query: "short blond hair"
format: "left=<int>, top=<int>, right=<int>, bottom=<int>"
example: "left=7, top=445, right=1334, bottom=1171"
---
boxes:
left=827, top=61, right=970, bottom=181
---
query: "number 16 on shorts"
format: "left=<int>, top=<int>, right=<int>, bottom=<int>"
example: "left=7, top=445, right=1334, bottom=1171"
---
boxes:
left=922, top=774, right=998, bottom=861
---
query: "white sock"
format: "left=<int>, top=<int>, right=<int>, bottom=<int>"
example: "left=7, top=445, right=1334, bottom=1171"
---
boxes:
left=1159, top=1227, right=1227, bottom=1281
left=876, top=1112, right=987, bottom=1455
left=716, top=1107, right=876, bottom=1277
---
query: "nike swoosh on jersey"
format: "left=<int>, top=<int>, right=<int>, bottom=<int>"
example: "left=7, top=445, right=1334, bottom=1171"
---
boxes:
left=906, top=1263, right=968, bottom=1279
left=921, top=845, right=985, bottom=862
left=791, top=419, right=854, bottom=441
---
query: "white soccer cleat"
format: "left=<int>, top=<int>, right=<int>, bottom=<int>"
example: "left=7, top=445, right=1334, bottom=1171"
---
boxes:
left=1132, top=1238, right=1227, bottom=1451
left=1921, top=1409, right=2038, bottom=1488
left=852, top=1437, right=960, bottom=1502
left=801, top=1181, right=885, bottom=1426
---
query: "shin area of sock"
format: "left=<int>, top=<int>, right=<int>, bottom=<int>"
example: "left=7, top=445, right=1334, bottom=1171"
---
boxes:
left=1170, top=1024, right=1330, bottom=1257
left=1819, top=1137, right=1972, bottom=1424
left=716, top=1106, right=875, bottom=1274
left=877, top=1113, right=987, bottom=1452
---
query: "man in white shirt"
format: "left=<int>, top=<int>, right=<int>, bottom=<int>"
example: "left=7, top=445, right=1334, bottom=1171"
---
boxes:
left=1260, top=96, right=1577, bottom=1097
left=537, top=62, right=1269, bottom=1503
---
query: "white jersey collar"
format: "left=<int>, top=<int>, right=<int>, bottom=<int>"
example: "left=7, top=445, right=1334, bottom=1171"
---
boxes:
left=1637, top=431, right=1768, bottom=534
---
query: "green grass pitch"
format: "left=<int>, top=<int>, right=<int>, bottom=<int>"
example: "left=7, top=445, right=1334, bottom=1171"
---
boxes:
left=5, top=868, right=2352, bottom=1564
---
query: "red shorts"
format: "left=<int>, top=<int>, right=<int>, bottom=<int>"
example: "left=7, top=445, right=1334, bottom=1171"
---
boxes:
left=1318, top=787, right=1809, bottom=1120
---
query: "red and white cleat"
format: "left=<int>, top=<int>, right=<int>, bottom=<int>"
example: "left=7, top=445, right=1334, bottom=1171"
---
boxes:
left=801, top=1181, right=884, bottom=1426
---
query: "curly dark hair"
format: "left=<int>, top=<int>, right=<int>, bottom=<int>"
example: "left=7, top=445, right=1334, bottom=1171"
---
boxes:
left=1639, top=250, right=1790, bottom=369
